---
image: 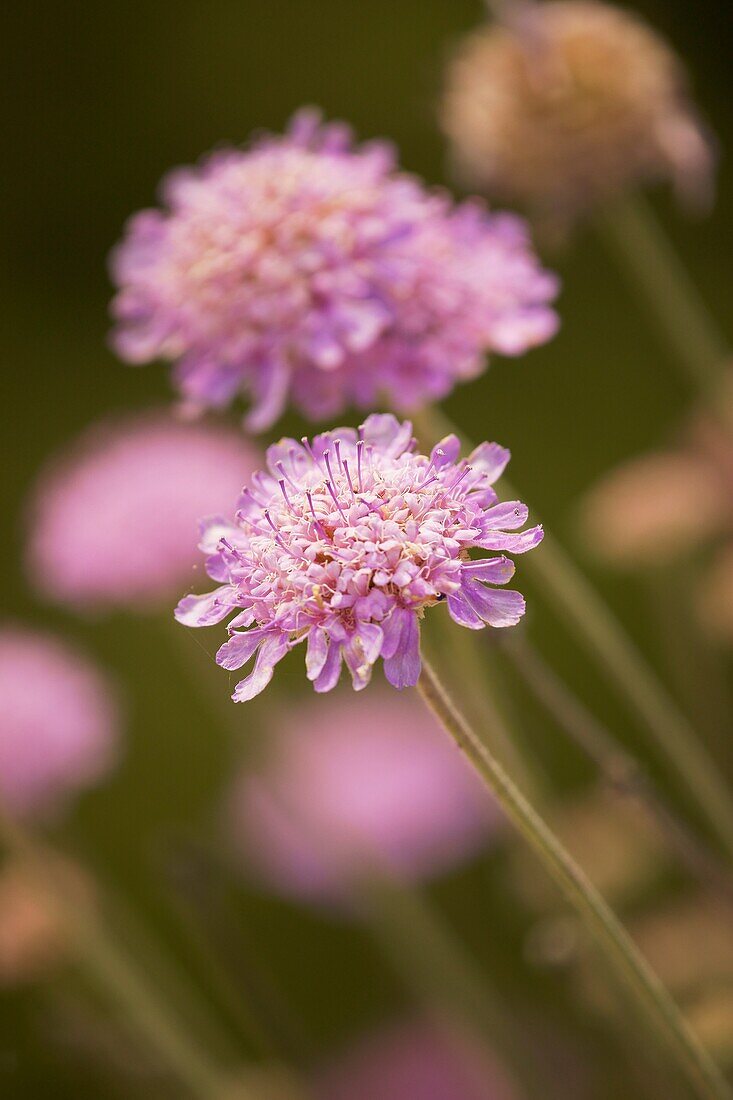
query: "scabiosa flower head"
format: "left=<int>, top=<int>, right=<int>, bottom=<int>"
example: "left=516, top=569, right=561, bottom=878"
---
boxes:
left=27, top=413, right=260, bottom=612
left=230, top=691, right=500, bottom=903
left=0, top=627, right=119, bottom=819
left=317, top=1020, right=517, bottom=1100
left=442, top=1, right=714, bottom=232
left=175, top=414, right=543, bottom=700
left=110, top=109, right=558, bottom=430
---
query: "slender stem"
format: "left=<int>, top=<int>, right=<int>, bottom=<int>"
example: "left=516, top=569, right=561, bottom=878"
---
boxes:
left=595, top=193, right=729, bottom=396
left=518, top=520, right=733, bottom=859
left=424, top=613, right=545, bottom=796
left=262, top=778, right=536, bottom=1093
left=0, top=811, right=241, bottom=1100
left=170, top=621, right=522, bottom=1090
left=503, top=634, right=733, bottom=909
left=414, top=406, right=733, bottom=862
left=358, top=870, right=540, bottom=1097
left=416, top=657, right=731, bottom=1100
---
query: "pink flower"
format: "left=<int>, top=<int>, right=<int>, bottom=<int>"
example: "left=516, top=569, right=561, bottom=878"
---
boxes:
left=176, top=413, right=543, bottom=699
left=110, top=109, right=558, bottom=431
left=0, top=627, right=119, bottom=819
left=27, top=413, right=260, bottom=612
left=317, top=1019, right=516, bottom=1100
left=230, top=691, right=501, bottom=903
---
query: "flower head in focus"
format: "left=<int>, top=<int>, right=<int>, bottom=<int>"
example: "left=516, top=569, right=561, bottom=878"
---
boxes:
left=0, top=627, right=119, bottom=819
left=176, top=413, right=543, bottom=700
left=27, top=412, right=260, bottom=612
left=441, top=1, right=714, bottom=233
left=110, top=109, right=558, bottom=430
left=317, top=1019, right=517, bottom=1100
left=230, top=691, right=501, bottom=904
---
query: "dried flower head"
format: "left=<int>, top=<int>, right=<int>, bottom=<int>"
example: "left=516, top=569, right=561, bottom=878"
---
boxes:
left=231, top=691, right=500, bottom=903
left=110, top=109, right=558, bottom=430
left=0, top=627, right=119, bottom=819
left=176, top=413, right=543, bottom=699
left=27, top=413, right=260, bottom=612
left=442, top=1, right=713, bottom=231
left=317, top=1019, right=517, bottom=1100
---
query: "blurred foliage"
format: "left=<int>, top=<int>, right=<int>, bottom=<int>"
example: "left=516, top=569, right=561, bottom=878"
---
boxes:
left=1, top=1, right=732, bottom=1097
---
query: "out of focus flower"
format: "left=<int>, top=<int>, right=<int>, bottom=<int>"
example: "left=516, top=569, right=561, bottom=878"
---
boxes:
left=583, top=894, right=733, bottom=1063
left=441, top=1, right=713, bottom=232
left=317, top=1019, right=516, bottom=1100
left=579, top=413, right=733, bottom=639
left=0, top=627, right=119, bottom=819
left=0, top=858, right=90, bottom=985
left=230, top=691, right=500, bottom=903
left=579, top=448, right=724, bottom=568
left=110, top=109, right=558, bottom=430
left=27, top=413, right=259, bottom=612
left=698, top=548, right=733, bottom=641
left=176, top=413, right=543, bottom=700
left=632, top=895, right=733, bottom=997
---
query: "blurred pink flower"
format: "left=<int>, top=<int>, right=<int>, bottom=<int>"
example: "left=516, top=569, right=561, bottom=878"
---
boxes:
left=27, top=412, right=260, bottom=612
left=0, top=626, right=119, bottom=819
left=317, top=1019, right=516, bottom=1100
left=176, top=413, right=542, bottom=700
left=230, top=691, right=501, bottom=904
left=579, top=447, right=724, bottom=567
left=580, top=412, right=733, bottom=639
left=110, top=109, right=558, bottom=430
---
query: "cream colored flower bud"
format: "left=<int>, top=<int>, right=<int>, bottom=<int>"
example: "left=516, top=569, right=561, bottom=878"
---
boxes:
left=442, top=1, right=714, bottom=232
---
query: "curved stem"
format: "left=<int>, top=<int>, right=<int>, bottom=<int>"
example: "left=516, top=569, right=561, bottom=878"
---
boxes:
left=416, top=657, right=731, bottom=1100
left=414, top=407, right=733, bottom=862
left=0, top=811, right=241, bottom=1100
left=358, top=869, right=540, bottom=1097
left=595, top=193, right=729, bottom=396
left=518, top=521, right=733, bottom=859
left=424, top=613, right=545, bottom=796
left=503, top=633, right=733, bottom=909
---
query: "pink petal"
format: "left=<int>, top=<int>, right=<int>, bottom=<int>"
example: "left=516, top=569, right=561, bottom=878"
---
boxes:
left=383, top=610, right=421, bottom=690
left=468, top=442, right=511, bottom=483
left=479, top=525, right=544, bottom=554
left=174, top=585, right=238, bottom=627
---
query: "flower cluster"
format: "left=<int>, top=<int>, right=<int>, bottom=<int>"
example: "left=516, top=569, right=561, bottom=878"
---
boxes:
left=110, top=110, right=558, bottom=430
left=441, top=0, right=714, bottom=231
left=0, top=627, right=119, bottom=819
left=27, top=413, right=260, bottom=612
left=176, top=414, right=543, bottom=700
left=231, top=691, right=499, bottom=904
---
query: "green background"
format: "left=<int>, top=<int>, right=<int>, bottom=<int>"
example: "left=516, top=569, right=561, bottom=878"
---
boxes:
left=2, top=2, right=732, bottom=1096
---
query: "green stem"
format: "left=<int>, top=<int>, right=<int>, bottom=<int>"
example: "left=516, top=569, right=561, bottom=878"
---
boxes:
left=358, top=870, right=538, bottom=1097
left=0, top=813, right=241, bottom=1100
left=414, top=406, right=733, bottom=862
left=503, top=634, right=733, bottom=909
left=424, top=612, right=545, bottom=796
left=263, top=779, right=536, bottom=1093
left=519, top=521, right=733, bottom=859
left=416, top=657, right=731, bottom=1100
left=595, top=193, right=729, bottom=395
